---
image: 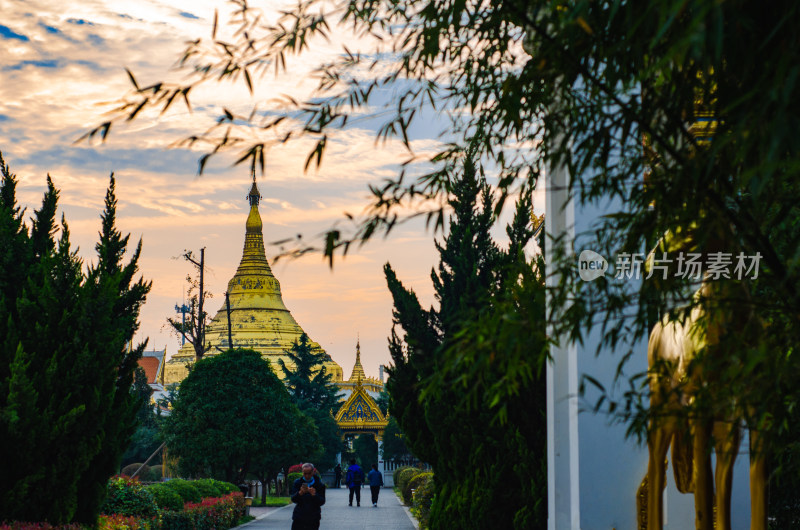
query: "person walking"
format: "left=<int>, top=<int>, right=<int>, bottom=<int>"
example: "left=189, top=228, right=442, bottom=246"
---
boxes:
left=290, top=463, right=326, bottom=530
left=333, top=463, right=342, bottom=488
left=367, top=463, right=384, bottom=507
left=345, top=458, right=364, bottom=507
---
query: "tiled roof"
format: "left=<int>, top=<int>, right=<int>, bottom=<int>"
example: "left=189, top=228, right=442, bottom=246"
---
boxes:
left=138, top=356, right=161, bottom=384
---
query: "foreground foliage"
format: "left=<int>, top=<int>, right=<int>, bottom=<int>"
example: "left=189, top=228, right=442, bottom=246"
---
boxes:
left=91, top=0, right=800, bottom=521
left=386, top=169, right=547, bottom=528
left=0, top=153, right=150, bottom=523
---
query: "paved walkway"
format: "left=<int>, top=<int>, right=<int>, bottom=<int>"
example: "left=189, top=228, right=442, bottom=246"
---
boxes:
left=241, top=487, right=417, bottom=529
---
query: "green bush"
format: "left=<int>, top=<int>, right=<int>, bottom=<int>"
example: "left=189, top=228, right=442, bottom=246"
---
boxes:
left=393, top=466, right=413, bottom=486
left=145, top=483, right=184, bottom=511
left=287, top=473, right=302, bottom=490
left=162, top=479, right=202, bottom=503
left=192, top=479, right=223, bottom=499
left=146, top=466, right=163, bottom=481
left=120, top=464, right=147, bottom=478
left=412, top=473, right=435, bottom=528
left=403, top=472, right=431, bottom=505
left=159, top=510, right=194, bottom=530
left=100, top=476, right=158, bottom=517
left=212, top=480, right=239, bottom=495
left=396, top=467, right=422, bottom=494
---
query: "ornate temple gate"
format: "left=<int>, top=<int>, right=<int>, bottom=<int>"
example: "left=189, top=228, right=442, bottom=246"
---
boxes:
left=335, top=378, right=390, bottom=484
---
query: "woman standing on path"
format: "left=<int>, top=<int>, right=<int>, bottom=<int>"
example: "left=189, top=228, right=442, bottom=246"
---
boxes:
left=290, top=463, right=326, bottom=530
left=367, top=463, right=384, bottom=507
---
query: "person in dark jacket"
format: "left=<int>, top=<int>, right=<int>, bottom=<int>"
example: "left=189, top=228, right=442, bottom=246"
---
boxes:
left=345, top=458, right=364, bottom=507
left=290, top=463, right=326, bottom=530
left=333, top=463, right=342, bottom=488
left=367, top=463, right=384, bottom=507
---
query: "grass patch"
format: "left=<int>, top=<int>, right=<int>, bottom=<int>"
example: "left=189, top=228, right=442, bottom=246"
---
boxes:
left=251, top=496, right=292, bottom=507
left=236, top=515, right=256, bottom=525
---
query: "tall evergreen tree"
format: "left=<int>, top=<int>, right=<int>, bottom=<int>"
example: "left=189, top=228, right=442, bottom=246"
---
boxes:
left=279, top=334, right=344, bottom=471
left=0, top=154, right=150, bottom=524
left=385, top=159, right=547, bottom=528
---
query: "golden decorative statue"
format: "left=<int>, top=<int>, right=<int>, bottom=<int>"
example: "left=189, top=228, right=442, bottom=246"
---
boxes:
left=642, top=237, right=767, bottom=530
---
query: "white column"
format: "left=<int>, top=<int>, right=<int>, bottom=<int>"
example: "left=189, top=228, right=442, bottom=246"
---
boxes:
left=377, top=437, right=385, bottom=486
left=545, top=158, right=581, bottom=530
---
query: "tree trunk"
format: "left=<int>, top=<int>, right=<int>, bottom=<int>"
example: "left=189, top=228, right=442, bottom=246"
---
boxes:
left=260, top=478, right=268, bottom=505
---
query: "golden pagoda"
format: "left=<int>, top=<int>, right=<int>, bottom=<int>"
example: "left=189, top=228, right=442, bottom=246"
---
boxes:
left=163, top=176, right=343, bottom=384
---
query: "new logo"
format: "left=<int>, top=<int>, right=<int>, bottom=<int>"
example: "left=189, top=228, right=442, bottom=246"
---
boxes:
left=578, top=250, right=608, bottom=281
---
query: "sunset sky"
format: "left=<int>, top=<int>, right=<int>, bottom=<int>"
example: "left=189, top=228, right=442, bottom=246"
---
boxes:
left=0, top=0, right=543, bottom=376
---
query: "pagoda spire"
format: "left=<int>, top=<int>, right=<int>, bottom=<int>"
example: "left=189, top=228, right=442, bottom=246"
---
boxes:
left=226, top=174, right=281, bottom=301
left=349, top=337, right=367, bottom=382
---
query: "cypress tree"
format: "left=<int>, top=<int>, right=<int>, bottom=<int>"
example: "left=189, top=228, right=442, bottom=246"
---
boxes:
left=279, top=333, right=344, bottom=471
left=384, top=158, right=547, bottom=528
left=0, top=154, right=150, bottom=523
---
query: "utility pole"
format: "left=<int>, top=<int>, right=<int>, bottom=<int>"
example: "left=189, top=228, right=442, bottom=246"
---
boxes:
left=183, top=247, right=207, bottom=361
left=225, top=291, right=233, bottom=350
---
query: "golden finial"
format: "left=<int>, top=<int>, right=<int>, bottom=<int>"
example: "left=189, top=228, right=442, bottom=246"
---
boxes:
left=349, top=336, right=366, bottom=382
left=248, top=169, right=261, bottom=207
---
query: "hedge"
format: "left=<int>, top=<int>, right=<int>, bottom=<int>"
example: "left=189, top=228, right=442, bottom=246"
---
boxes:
left=191, top=479, right=222, bottom=499
left=98, top=514, right=153, bottom=530
left=412, top=473, right=435, bottom=529
left=287, top=473, right=303, bottom=489
left=206, top=480, right=238, bottom=495
left=396, top=468, right=422, bottom=495
left=160, top=493, right=245, bottom=530
left=0, top=521, right=83, bottom=530
left=3, top=485, right=245, bottom=530
left=393, top=466, right=413, bottom=486
left=403, top=472, right=431, bottom=505
left=145, top=484, right=183, bottom=512
left=161, top=479, right=201, bottom=503
left=101, top=476, right=158, bottom=517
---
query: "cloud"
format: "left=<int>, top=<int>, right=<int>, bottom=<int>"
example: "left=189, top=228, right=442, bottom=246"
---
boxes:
left=4, top=59, right=60, bottom=71
left=66, top=18, right=95, bottom=26
left=0, top=24, right=29, bottom=41
left=0, top=0, right=530, bottom=375
left=38, top=23, right=61, bottom=35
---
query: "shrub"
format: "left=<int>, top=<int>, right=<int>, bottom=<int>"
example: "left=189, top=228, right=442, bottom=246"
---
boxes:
left=162, top=479, right=201, bottom=503
left=393, top=466, right=413, bottom=486
left=211, top=481, right=239, bottom=495
left=403, top=472, right=431, bottom=505
left=159, top=493, right=245, bottom=530
left=145, top=484, right=183, bottom=511
left=287, top=464, right=303, bottom=474
left=396, top=468, right=422, bottom=494
left=146, top=466, right=163, bottom=482
left=97, top=514, right=152, bottom=530
left=287, top=473, right=302, bottom=489
left=412, top=473, right=435, bottom=528
left=121, top=464, right=147, bottom=478
left=0, top=521, right=83, bottom=530
left=100, top=476, right=158, bottom=517
left=192, top=479, right=222, bottom=499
